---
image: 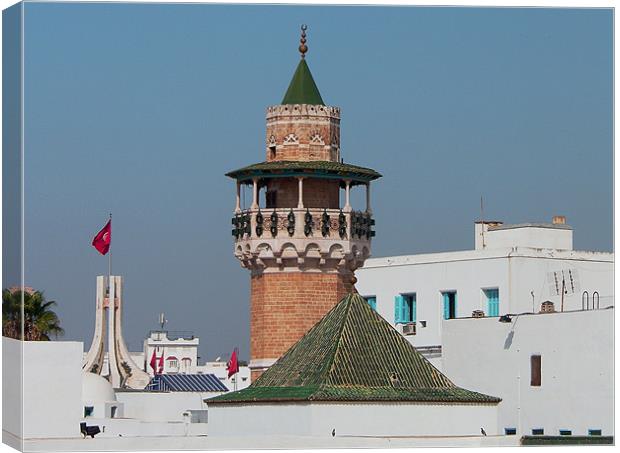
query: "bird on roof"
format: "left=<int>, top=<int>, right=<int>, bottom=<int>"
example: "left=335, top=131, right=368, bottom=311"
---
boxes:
left=481, top=427, right=487, bottom=436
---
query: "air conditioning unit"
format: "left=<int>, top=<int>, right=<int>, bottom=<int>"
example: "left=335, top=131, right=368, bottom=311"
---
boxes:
left=402, top=322, right=416, bottom=336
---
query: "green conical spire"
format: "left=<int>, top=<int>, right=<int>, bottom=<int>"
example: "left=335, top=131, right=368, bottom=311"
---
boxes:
left=281, top=25, right=325, bottom=105
left=282, top=59, right=325, bottom=105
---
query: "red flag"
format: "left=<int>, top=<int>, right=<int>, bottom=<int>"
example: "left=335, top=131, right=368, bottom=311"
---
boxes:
left=91, top=220, right=111, bottom=255
left=226, top=348, right=239, bottom=378
left=149, top=350, right=157, bottom=373
left=158, top=354, right=164, bottom=375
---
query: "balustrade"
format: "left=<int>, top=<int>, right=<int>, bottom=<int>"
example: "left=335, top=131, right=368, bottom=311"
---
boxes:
left=231, top=208, right=374, bottom=242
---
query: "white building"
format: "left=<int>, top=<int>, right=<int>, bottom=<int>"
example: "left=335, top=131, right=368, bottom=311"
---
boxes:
left=355, top=216, right=614, bottom=440
left=143, top=330, right=199, bottom=376
left=82, top=372, right=124, bottom=419
left=442, top=307, right=614, bottom=437
left=3, top=338, right=83, bottom=445
left=2, top=336, right=224, bottom=446
left=356, top=217, right=613, bottom=367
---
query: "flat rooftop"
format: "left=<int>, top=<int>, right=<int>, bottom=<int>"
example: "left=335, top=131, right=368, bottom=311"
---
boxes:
left=488, top=222, right=572, bottom=231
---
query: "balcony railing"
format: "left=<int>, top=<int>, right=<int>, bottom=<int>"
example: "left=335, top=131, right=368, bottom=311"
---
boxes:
left=231, top=208, right=375, bottom=241
left=149, top=330, right=196, bottom=341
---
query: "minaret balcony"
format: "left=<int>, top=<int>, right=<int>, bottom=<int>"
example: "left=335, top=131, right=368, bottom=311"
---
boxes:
left=231, top=207, right=375, bottom=273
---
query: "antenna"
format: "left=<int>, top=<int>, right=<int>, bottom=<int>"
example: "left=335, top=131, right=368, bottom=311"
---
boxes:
left=480, top=195, right=486, bottom=248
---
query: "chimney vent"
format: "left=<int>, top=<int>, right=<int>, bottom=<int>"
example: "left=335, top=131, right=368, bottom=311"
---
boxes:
left=552, top=215, right=566, bottom=225
left=540, top=301, right=556, bottom=313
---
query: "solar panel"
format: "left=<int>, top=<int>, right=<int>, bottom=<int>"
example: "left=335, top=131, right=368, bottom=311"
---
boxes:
left=148, top=374, right=229, bottom=392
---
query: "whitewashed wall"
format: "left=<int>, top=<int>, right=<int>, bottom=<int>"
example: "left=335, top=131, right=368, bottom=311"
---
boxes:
left=356, top=248, right=613, bottom=351
left=208, top=402, right=498, bottom=437
left=2, top=337, right=23, bottom=447
left=3, top=339, right=84, bottom=439
left=117, top=390, right=220, bottom=422
left=481, top=225, right=573, bottom=250
left=442, top=308, right=614, bottom=436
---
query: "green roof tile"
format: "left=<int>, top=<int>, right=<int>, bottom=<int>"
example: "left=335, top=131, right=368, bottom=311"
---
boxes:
left=225, top=160, right=381, bottom=184
left=282, top=59, right=325, bottom=105
left=208, top=293, right=501, bottom=405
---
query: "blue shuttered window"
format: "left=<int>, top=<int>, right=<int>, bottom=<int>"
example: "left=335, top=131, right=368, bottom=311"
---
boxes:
left=402, top=296, right=410, bottom=322
left=365, top=296, right=377, bottom=311
left=485, top=288, right=499, bottom=317
left=394, top=295, right=404, bottom=323
left=395, top=294, right=416, bottom=324
left=442, top=292, right=456, bottom=319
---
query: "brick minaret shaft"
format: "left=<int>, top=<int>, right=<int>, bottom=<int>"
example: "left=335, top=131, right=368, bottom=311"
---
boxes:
left=227, top=26, right=380, bottom=380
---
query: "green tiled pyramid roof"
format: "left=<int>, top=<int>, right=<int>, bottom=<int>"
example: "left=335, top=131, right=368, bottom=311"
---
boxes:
left=208, top=293, right=501, bottom=404
left=225, top=160, right=381, bottom=184
left=282, top=59, right=325, bottom=105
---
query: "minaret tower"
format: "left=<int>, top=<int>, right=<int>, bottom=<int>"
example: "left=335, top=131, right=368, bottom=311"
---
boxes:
left=226, top=26, right=381, bottom=379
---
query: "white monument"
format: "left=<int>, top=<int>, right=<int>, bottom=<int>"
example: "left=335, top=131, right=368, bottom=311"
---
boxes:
left=82, top=276, right=150, bottom=389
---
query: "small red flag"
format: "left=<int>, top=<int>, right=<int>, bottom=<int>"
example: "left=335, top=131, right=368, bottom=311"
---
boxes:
left=91, top=220, right=111, bottom=255
left=158, top=354, right=164, bottom=375
left=149, top=350, right=157, bottom=373
left=227, top=348, right=239, bottom=378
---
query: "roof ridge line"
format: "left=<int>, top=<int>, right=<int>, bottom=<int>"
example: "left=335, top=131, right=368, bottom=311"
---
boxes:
left=318, top=292, right=355, bottom=392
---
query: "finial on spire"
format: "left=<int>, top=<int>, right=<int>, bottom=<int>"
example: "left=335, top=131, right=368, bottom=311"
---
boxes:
left=299, top=24, right=308, bottom=59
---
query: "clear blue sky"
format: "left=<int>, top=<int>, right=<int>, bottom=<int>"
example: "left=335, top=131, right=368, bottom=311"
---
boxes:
left=19, top=3, right=612, bottom=360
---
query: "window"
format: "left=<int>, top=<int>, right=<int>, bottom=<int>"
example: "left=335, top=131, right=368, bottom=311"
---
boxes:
left=559, top=430, right=572, bottom=436
left=84, top=406, right=94, bottom=417
left=181, top=357, right=192, bottom=370
left=484, top=288, right=499, bottom=317
left=167, top=356, right=178, bottom=368
left=505, top=428, right=517, bottom=435
left=588, top=429, right=602, bottom=436
left=531, top=355, right=541, bottom=386
left=442, top=291, right=457, bottom=320
left=532, top=428, right=544, bottom=435
left=394, top=294, right=416, bottom=324
left=364, top=296, right=377, bottom=311
left=110, top=406, right=117, bottom=418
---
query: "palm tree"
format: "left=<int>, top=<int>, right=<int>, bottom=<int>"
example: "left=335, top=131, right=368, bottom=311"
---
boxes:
left=2, top=288, right=64, bottom=340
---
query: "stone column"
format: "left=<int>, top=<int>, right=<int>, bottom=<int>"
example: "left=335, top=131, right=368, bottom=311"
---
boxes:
left=251, top=178, right=259, bottom=210
left=235, top=182, right=241, bottom=212
left=366, top=182, right=372, bottom=214
left=344, top=180, right=352, bottom=212
left=297, top=177, right=304, bottom=209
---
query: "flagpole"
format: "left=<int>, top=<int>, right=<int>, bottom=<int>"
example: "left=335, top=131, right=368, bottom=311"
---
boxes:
left=108, top=213, right=112, bottom=280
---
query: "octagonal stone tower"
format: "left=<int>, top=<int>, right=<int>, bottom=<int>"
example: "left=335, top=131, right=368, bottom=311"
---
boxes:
left=226, top=26, right=381, bottom=380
